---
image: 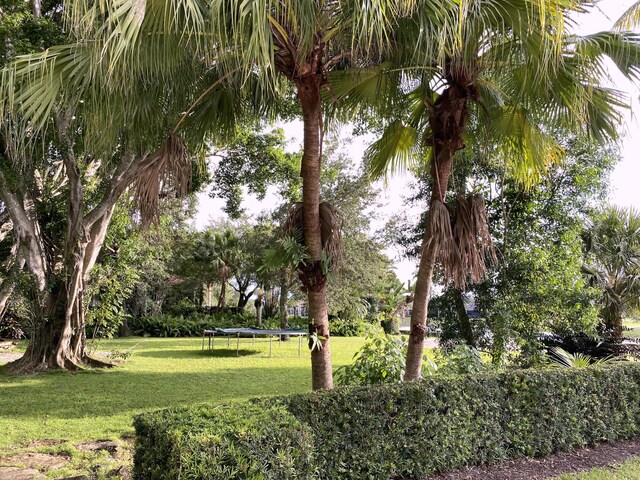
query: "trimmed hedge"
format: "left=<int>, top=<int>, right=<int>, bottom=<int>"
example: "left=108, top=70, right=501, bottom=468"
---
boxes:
left=128, top=314, right=309, bottom=338
left=134, top=364, right=640, bottom=479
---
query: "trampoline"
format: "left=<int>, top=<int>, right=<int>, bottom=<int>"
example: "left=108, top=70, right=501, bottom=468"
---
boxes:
left=202, top=327, right=307, bottom=356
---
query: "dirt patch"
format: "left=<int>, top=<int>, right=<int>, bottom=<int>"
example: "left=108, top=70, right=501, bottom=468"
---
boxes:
left=1, top=452, right=70, bottom=470
left=76, top=440, right=120, bottom=455
left=0, top=352, right=22, bottom=363
left=0, top=466, right=45, bottom=479
left=425, top=438, right=640, bottom=480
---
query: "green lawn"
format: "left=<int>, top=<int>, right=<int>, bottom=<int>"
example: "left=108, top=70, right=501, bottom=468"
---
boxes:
left=624, top=318, right=640, bottom=338
left=554, top=457, right=640, bottom=479
left=0, top=336, right=366, bottom=449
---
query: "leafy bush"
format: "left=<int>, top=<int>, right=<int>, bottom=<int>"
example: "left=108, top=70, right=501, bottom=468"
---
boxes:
left=335, top=332, right=407, bottom=385
left=437, top=344, right=489, bottom=376
left=329, top=316, right=368, bottom=336
left=135, top=363, right=640, bottom=479
left=127, top=313, right=257, bottom=337
left=336, top=331, right=437, bottom=385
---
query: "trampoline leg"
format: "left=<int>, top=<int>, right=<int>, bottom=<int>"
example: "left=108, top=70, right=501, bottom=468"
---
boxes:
left=253, top=334, right=255, bottom=346
left=211, top=334, right=214, bottom=353
left=269, top=335, right=273, bottom=357
left=237, top=334, right=240, bottom=356
left=227, top=336, right=230, bottom=348
left=202, top=333, right=205, bottom=351
left=298, top=335, right=302, bottom=357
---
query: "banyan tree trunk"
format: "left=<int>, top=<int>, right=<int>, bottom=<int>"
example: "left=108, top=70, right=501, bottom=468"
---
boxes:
left=5, top=212, right=114, bottom=374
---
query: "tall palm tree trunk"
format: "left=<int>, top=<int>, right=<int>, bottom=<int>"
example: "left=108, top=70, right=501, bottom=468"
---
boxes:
left=297, top=75, right=333, bottom=390
left=405, top=81, right=468, bottom=381
left=404, top=150, right=454, bottom=380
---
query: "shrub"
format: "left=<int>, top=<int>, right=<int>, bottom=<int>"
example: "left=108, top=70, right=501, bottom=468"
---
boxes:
left=335, top=331, right=407, bottom=385
left=329, top=316, right=368, bottom=336
left=127, top=313, right=256, bottom=337
left=134, top=402, right=314, bottom=479
left=335, top=331, right=437, bottom=385
left=134, top=363, right=640, bottom=480
left=437, top=344, right=489, bottom=376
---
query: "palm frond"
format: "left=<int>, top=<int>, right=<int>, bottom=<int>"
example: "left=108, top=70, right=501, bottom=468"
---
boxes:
left=282, top=202, right=344, bottom=271
left=614, top=1, right=640, bottom=31
left=547, top=346, right=615, bottom=368
left=429, top=199, right=460, bottom=286
left=365, top=120, right=421, bottom=180
left=453, top=194, right=497, bottom=286
left=134, top=133, right=191, bottom=227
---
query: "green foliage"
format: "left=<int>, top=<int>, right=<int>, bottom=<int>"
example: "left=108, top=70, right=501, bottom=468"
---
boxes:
left=261, top=234, right=310, bottom=274
left=306, top=136, right=399, bottom=317
left=210, top=128, right=301, bottom=218
left=329, top=316, right=368, bottom=337
left=0, top=1, right=65, bottom=66
left=584, top=206, right=640, bottom=338
left=0, top=316, right=24, bottom=339
left=134, top=403, right=314, bottom=480
left=263, top=316, right=307, bottom=330
left=437, top=344, right=489, bottom=376
left=135, top=363, right=640, bottom=479
left=400, top=135, right=616, bottom=363
left=128, top=314, right=256, bottom=338
left=336, top=330, right=437, bottom=385
left=335, top=331, right=408, bottom=385
left=87, top=235, right=139, bottom=339
left=547, top=347, right=615, bottom=368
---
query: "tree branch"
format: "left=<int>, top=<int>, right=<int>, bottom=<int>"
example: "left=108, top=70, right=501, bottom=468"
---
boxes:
left=84, top=151, right=142, bottom=228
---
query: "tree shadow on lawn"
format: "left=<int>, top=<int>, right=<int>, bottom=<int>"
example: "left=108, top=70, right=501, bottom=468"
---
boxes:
left=0, top=366, right=312, bottom=422
left=136, top=348, right=262, bottom=359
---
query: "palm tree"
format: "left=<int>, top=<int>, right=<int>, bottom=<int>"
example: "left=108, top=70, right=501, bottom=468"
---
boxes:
left=331, top=1, right=640, bottom=380
left=192, top=229, right=240, bottom=308
left=584, top=206, right=640, bottom=341
left=211, top=230, right=240, bottom=309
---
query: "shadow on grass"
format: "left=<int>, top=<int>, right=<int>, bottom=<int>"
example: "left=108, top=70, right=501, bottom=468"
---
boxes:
left=0, top=365, right=312, bottom=421
left=136, top=348, right=262, bottom=359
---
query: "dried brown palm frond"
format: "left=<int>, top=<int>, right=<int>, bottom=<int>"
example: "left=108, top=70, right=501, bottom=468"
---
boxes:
left=282, top=201, right=344, bottom=271
left=453, top=195, right=477, bottom=283
left=134, top=133, right=190, bottom=227
left=469, top=193, right=497, bottom=267
left=445, top=194, right=496, bottom=288
left=430, top=199, right=461, bottom=286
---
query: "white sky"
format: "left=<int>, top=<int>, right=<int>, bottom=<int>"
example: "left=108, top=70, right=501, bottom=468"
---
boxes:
left=195, top=0, right=640, bottom=284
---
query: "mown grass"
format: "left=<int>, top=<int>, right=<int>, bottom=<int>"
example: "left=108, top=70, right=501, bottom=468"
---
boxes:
left=0, top=336, right=367, bottom=449
left=554, top=457, right=640, bottom=479
left=624, top=318, right=640, bottom=338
